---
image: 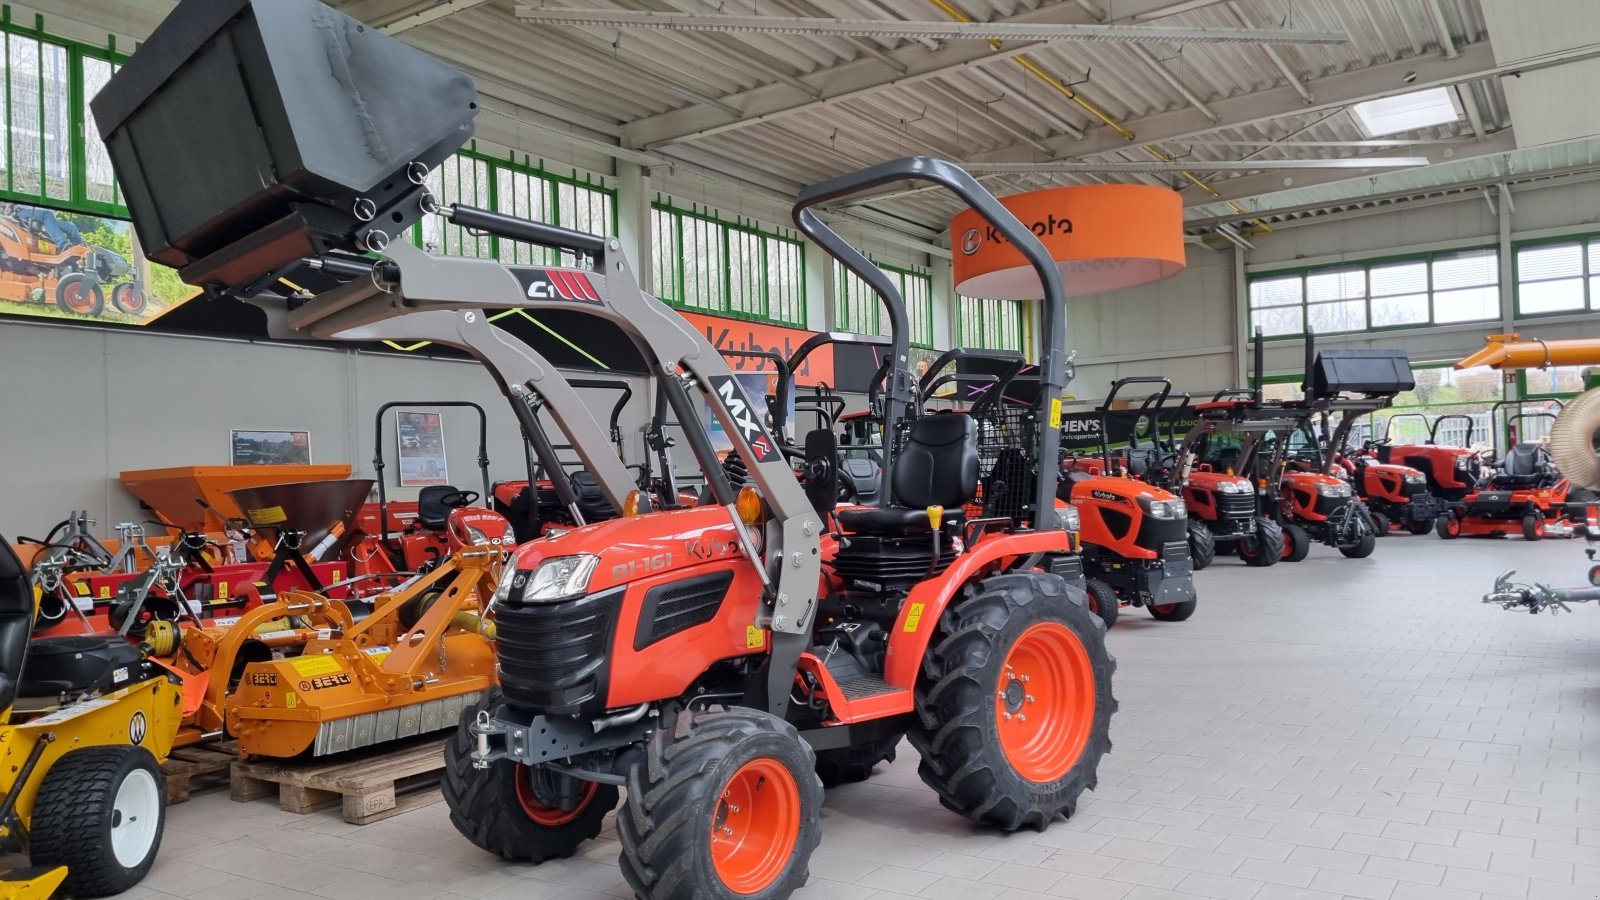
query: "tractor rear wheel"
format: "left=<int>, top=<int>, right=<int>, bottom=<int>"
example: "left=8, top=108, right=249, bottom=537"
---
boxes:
left=31, top=745, right=166, bottom=898
left=1408, top=518, right=1434, bottom=536
left=1522, top=512, right=1544, bottom=542
left=444, top=688, right=617, bottom=863
left=1282, top=523, right=1312, bottom=562
left=1238, top=518, right=1283, bottom=567
left=908, top=572, right=1115, bottom=832
left=55, top=272, right=104, bottom=317
left=1437, top=512, right=1462, bottom=539
left=815, top=732, right=901, bottom=786
left=1370, top=511, right=1391, bottom=536
left=1084, top=578, right=1119, bottom=630
left=620, top=708, right=820, bottom=900
left=1186, top=521, right=1215, bottom=571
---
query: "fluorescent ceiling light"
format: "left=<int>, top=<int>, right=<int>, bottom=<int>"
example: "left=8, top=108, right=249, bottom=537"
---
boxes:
left=1352, top=88, right=1462, bottom=137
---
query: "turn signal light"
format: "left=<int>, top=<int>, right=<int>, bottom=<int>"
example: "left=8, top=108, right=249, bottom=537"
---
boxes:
left=623, top=489, right=644, bottom=517
left=736, top=485, right=764, bottom=525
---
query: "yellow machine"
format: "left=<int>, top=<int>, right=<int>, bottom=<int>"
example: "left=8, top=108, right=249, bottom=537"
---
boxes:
left=0, top=538, right=180, bottom=899
left=150, top=545, right=502, bottom=759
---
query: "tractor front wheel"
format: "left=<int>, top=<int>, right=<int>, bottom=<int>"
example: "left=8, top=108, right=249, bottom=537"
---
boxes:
left=620, top=708, right=821, bottom=900
left=111, top=281, right=148, bottom=316
left=1148, top=599, right=1197, bottom=621
left=1238, top=518, right=1283, bottom=567
left=55, top=272, right=105, bottom=317
left=31, top=745, right=166, bottom=898
left=1340, top=529, right=1377, bottom=558
left=1084, top=578, right=1119, bottom=630
left=444, top=688, right=618, bottom=863
left=908, top=572, right=1115, bottom=832
left=1186, top=521, right=1215, bottom=571
left=1408, top=518, right=1434, bottom=536
left=815, top=732, right=901, bottom=787
left=1437, top=512, right=1462, bottom=539
left=1281, top=523, right=1312, bottom=562
left=1521, top=512, right=1544, bottom=542
left=1370, top=511, right=1391, bottom=536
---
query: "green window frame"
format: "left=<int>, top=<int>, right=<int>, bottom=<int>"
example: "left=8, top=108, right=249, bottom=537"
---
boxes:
left=0, top=16, right=131, bottom=217
left=833, top=260, right=933, bottom=347
left=412, top=145, right=616, bottom=266
left=956, top=294, right=1027, bottom=354
left=1248, top=246, right=1500, bottom=339
left=1512, top=231, right=1600, bottom=319
left=650, top=200, right=805, bottom=327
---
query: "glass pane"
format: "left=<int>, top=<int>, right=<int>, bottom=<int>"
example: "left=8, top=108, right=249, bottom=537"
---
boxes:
left=1307, top=299, right=1365, bottom=333
left=1249, top=275, right=1301, bottom=308
left=1371, top=293, right=1427, bottom=326
left=40, top=42, right=67, bottom=200
left=1432, top=249, right=1496, bottom=290
left=765, top=238, right=802, bottom=326
left=1520, top=278, right=1584, bottom=314
left=728, top=229, right=760, bottom=318
left=1591, top=275, right=1599, bottom=310
left=82, top=57, right=118, bottom=205
left=1252, top=305, right=1301, bottom=337
left=650, top=207, right=677, bottom=301
left=10, top=36, right=41, bottom=196
left=1517, top=242, right=1582, bottom=282
left=681, top=214, right=722, bottom=311
left=1434, top=286, right=1498, bottom=323
left=1305, top=267, right=1364, bottom=303
left=1369, top=260, right=1427, bottom=297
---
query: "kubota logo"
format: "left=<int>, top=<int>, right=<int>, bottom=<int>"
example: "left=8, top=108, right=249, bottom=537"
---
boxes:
left=975, top=213, right=1073, bottom=249
left=960, top=227, right=983, bottom=255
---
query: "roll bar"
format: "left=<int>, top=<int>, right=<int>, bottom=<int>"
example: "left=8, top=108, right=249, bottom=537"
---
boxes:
left=371, top=400, right=497, bottom=546
left=1098, top=376, right=1172, bottom=472
left=1428, top=413, right=1475, bottom=447
left=793, top=157, right=1071, bottom=528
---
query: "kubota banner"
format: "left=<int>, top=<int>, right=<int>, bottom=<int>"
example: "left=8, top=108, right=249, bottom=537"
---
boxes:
left=679, top=310, right=833, bottom=386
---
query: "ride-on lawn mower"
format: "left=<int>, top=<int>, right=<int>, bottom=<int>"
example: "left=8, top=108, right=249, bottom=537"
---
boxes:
left=1437, top=403, right=1571, bottom=540
left=97, top=6, right=1114, bottom=898
left=1060, top=377, right=1198, bottom=626
left=0, top=538, right=180, bottom=898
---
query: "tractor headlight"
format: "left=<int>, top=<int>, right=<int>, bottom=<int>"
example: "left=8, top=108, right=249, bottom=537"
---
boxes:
left=463, top=525, right=490, bottom=545
left=521, top=554, right=599, bottom=604
left=1454, top=456, right=1471, bottom=469
left=1215, top=479, right=1250, bottom=494
left=1141, top=496, right=1186, bottom=519
left=1061, top=505, right=1081, bottom=533
left=1403, top=473, right=1426, bottom=485
left=491, top=562, right=519, bottom=607
left=1316, top=482, right=1352, bottom=498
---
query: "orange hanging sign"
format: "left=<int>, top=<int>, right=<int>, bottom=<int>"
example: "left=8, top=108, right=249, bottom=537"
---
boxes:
left=950, top=184, right=1186, bottom=300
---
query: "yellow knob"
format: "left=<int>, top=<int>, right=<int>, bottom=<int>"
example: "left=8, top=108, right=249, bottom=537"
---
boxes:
left=927, top=505, right=944, bottom=530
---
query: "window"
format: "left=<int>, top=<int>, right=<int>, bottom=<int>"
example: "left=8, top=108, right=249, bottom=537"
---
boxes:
left=0, top=25, right=129, bottom=215
left=1351, top=87, right=1460, bottom=137
left=833, top=261, right=933, bottom=347
left=651, top=201, right=805, bottom=327
left=957, top=295, right=1027, bottom=354
left=1515, top=235, right=1600, bottom=316
left=412, top=149, right=615, bottom=267
left=1249, top=247, right=1499, bottom=337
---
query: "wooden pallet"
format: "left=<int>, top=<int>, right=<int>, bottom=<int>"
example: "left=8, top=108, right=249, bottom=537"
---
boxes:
left=229, top=736, right=447, bottom=825
left=163, top=743, right=238, bottom=804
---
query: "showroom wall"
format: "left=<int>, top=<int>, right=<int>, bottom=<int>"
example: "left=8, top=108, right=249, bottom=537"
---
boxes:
left=0, top=320, right=650, bottom=538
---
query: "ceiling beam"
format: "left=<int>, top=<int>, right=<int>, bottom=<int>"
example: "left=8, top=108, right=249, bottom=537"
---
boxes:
left=378, top=0, right=492, bottom=33
left=1182, top=129, right=1519, bottom=208
left=620, top=0, right=1203, bottom=148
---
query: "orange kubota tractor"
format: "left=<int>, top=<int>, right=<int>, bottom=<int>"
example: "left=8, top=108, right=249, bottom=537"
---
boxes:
left=96, top=6, right=1116, bottom=897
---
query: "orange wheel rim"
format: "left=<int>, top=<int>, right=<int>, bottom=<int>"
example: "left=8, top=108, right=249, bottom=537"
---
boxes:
left=710, top=758, right=800, bottom=894
left=514, top=767, right=597, bottom=826
left=996, top=622, right=1095, bottom=784
left=1153, top=604, right=1175, bottom=614
left=64, top=283, right=91, bottom=312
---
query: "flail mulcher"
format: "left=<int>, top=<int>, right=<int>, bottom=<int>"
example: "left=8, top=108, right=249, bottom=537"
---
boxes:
left=92, top=2, right=1116, bottom=896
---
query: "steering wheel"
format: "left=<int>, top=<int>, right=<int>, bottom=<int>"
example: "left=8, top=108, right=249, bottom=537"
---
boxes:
left=438, top=489, right=479, bottom=509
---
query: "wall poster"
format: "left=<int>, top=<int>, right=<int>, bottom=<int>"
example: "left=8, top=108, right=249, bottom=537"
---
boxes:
left=231, top=430, right=312, bottom=465
left=396, top=411, right=449, bottom=486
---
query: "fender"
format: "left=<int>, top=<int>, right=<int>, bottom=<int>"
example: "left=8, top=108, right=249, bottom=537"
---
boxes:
left=882, top=530, right=1071, bottom=689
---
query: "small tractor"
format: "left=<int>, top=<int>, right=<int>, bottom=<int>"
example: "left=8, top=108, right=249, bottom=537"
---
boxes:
left=94, top=6, right=1117, bottom=897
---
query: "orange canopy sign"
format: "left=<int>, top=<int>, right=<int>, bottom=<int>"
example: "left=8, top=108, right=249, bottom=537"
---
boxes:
left=950, top=184, right=1185, bottom=300
left=679, top=310, right=833, bottom=386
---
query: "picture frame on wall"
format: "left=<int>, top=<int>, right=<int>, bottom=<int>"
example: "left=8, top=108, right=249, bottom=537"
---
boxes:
left=230, top=430, right=312, bottom=465
left=396, top=411, right=449, bottom=486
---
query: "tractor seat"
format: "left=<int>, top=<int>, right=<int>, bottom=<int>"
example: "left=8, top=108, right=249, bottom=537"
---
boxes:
left=18, top=634, right=146, bottom=699
left=570, top=471, right=616, bottom=522
left=0, top=539, right=34, bottom=710
left=837, top=413, right=979, bottom=535
left=1126, top=450, right=1155, bottom=477
left=1496, top=443, right=1548, bottom=485
left=415, top=485, right=458, bottom=531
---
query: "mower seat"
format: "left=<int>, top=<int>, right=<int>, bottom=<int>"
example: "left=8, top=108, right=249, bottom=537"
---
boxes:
left=837, top=413, right=978, bottom=534
left=0, top=539, right=33, bottom=711
left=18, top=634, right=145, bottom=699
left=416, top=485, right=458, bottom=530
left=1496, top=443, right=1547, bottom=486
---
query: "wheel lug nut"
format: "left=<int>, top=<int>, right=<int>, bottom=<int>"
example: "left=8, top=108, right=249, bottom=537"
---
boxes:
left=1018, top=714, right=1027, bottom=722
left=729, top=805, right=740, bottom=813
left=1026, top=694, right=1035, bottom=703
left=1021, top=675, right=1030, bottom=682
left=1003, top=712, right=1012, bottom=720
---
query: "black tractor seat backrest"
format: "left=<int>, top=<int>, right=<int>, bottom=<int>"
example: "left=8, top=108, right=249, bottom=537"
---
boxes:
left=415, top=484, right=458, bottom=530
left=893, top=412, right=980, bottom=510
left=570, top=471, right=617, bottom=521
left=1501, top=442, right=1545, bottom=479
left=0, top=539, right=31, bottom=710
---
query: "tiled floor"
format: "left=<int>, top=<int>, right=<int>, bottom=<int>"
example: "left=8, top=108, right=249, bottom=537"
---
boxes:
left=136, top=535, right=1599, bottom=900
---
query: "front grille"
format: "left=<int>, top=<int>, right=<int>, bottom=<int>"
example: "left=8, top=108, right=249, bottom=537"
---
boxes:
left=1160, top=540, right=1189, bottom=563
left=1217, top=492, right=1255, bottom=521
left=637, top=571, right=732, bottom=650
left=495, top=587, right=620, bottom=713
left=1313, top=494, right=1349, bottom=517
